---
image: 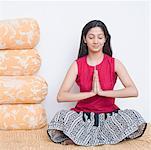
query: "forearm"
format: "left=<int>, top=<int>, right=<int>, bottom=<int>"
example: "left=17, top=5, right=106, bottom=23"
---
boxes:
left=98, top=87, right=138, bottom=98
left=57, top=91, right=95, bottom=102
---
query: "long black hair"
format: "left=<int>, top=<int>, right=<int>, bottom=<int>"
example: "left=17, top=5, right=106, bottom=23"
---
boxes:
left=78, top=20, right=112, bottom=58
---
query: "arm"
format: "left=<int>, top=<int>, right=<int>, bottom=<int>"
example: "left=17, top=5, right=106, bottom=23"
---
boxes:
left=57, top=61, right=96, bottom=103
left=97, top=59, right=138, bottom=98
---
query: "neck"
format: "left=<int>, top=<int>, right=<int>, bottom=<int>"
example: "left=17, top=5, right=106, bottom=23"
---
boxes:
left=87, top=50, right=104, bottom=66
left=87, top=50, right=104, bottom=61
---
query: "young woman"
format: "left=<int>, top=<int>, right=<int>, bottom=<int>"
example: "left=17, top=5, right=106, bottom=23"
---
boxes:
left=47, top=20, right=147, bottom=146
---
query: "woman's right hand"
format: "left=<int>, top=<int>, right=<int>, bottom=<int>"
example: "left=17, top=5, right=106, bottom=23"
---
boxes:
left=57, top=61, right=97, bottom=102
left=92, top=68, right=97, bottom=95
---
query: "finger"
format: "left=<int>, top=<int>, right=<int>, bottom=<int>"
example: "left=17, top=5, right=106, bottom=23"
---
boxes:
left=92, top=75, right=96, bottom=89
left=95, top=69, right=98, bottom=75
left=94, top=80, right=97, bottom=93
left=93, top=77, right=97, bottom=92
left=95, top=70, right=99, bottom=80
left=94, top=66, right=97, bottom=74
left=94, top=70, right=98, bottom=77
left=93, top=70, right=97, bottom=79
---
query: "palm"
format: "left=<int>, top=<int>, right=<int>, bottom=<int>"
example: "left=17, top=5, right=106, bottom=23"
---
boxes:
left=92, top=69, right=102, bottom=94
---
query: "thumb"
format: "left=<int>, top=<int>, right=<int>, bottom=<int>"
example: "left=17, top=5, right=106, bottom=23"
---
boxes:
left=95, top=69, right=98, bottom=76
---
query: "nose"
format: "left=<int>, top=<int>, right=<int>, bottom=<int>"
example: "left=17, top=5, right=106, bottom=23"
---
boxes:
left=93, top=38, right=98, bottom=44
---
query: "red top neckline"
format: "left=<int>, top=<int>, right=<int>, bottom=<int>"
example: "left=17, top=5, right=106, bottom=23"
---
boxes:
left=85, top=54, right=106, bottom=68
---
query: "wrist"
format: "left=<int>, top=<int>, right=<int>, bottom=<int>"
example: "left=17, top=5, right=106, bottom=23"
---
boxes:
left=98, top=90, right=104, bottom=96
left=90, top=91, right=96, bottom=97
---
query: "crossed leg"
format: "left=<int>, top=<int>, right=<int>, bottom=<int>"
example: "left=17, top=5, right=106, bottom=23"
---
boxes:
left=51, top=129, right=75, bottom=145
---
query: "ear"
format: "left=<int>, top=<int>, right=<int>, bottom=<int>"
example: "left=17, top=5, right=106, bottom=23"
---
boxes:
left=83, top=36, right=86, bottom=43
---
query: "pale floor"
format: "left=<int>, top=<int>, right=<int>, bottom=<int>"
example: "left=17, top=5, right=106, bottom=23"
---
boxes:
left=0, top=124, right=151, bottom=150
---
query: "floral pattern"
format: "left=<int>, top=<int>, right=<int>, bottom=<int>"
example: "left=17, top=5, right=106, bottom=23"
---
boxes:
left=0, top=49, right=41, bottom=75
left=0, top=76, right=48, bottom=104
left=0, top=18, right=40, bottom=49
left=0, top=18, right=47, bottom=130
left=0, top=104, right=47, bottom=130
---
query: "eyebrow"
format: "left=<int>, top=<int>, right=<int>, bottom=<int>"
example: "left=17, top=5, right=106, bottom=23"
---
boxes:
left=88, top=33, right=104, bottom=36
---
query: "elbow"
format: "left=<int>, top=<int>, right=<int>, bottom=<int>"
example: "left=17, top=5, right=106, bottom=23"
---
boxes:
left=57, top=91, right=69, bottom=103
left=57, top=93, right=62, bottom=103
left=133, top=87, right=139, bottom=97
left=135, top=89, right=139, bottom=97
left=57, top=92, right=67, bottom=103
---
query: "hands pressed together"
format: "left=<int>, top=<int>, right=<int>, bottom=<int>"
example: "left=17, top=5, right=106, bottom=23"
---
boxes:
left=91, top=68, right=103, bottom=96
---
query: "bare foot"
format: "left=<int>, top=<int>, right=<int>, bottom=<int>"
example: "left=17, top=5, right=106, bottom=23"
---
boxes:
left=61, top=139, right=75, bottom=145
left=51, top=130, right=63, bottom=137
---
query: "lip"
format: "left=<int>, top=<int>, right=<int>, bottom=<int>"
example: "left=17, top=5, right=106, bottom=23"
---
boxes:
left=92, top=47, right=100, bottom=50
left=92, top=45, right=100, bottom=48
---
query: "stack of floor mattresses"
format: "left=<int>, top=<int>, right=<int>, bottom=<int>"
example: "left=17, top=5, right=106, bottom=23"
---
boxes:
left=0, top=18, right=48, bottom=130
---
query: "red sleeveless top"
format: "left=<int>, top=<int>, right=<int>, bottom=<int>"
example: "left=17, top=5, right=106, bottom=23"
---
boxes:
left=70, top=54, right=119, bottom=113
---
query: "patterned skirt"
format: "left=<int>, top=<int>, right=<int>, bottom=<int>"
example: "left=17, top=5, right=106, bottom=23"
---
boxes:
left=47, top=109, right=147, bottom=146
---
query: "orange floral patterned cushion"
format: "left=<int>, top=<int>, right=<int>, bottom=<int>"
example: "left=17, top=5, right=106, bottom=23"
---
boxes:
left=0, top=49, right=41, bottom=75
left=0, top=104, right=47, bottom=130
left=0, top=18, right=40, bottom=49
left=0, top=76, right=48, bottom=104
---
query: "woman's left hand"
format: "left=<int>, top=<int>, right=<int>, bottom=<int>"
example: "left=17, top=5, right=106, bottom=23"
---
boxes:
left=94, top=70, right=103, bottom=95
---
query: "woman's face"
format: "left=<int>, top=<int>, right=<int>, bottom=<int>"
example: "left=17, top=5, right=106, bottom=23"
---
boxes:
left=84, top=27, right=106, bottom=53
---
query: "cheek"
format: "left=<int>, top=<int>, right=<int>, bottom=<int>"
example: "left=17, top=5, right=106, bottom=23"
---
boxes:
left=100, top=39, right=106, bottom=45
left=86, top=40, right=93, bottom=46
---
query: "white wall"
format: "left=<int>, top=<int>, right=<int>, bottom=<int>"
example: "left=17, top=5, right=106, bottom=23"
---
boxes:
left=0, top=1, right=150, bottom=122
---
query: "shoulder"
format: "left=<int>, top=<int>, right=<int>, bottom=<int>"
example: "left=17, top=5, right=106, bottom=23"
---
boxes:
left=75, top=55, right=87, bottom=69
left=70, top=60, right=78, bottom=71
left=105, top=54, right=126, bottom=73
left=76, top=55, right=86, bottom=64
left=114, top=58, right=122, bottom=65
left=105, top=54, right=114, bottom=60
left=70, top=56, right=86, bottom=72
left=114, top=58, right=126, bottom=73
left=64, top=60, right=78, bottom=77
